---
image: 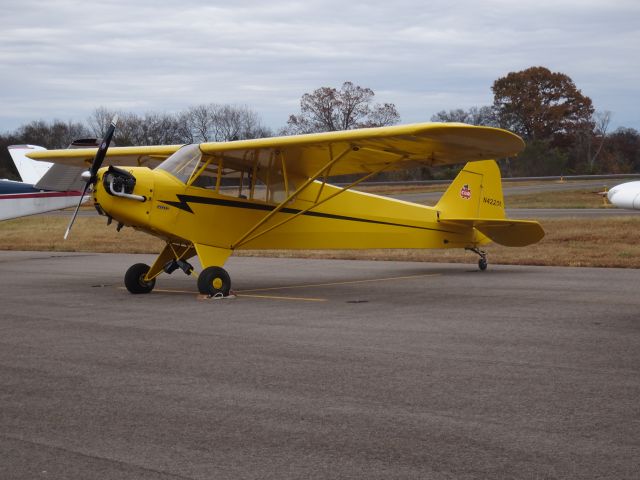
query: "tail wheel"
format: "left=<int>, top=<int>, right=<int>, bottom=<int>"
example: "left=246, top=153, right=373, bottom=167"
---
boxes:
left=124, top=263, right=156, bottom=294
left=198, top=266, right=231, bottom=297
left=466, top=247, right=488, bottom=271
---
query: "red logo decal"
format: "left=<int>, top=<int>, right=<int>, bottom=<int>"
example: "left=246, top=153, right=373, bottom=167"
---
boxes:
left=460, top=184, right=472, bottom=200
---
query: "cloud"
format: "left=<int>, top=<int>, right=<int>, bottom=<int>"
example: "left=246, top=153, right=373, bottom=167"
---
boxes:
left=1, top=0, right=639, bottom=132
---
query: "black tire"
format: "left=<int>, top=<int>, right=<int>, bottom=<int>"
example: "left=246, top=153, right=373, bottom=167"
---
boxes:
left=197, top=266, right=231, bottom=297
left=124, top=263, right=156, bottom=294
left=478, top=258, right=488, bottom=271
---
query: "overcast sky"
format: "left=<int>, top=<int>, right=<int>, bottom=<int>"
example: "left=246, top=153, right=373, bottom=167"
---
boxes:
left=1, top=0, right=639, bottom=134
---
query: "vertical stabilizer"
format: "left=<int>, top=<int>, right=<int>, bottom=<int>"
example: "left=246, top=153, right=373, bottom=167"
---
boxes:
left=435, top=160, right=506, bottom=220
left=7, top=145, right=50, bottom=184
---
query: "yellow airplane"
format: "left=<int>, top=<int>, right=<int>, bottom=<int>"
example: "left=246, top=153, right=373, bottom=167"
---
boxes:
left=28, top=121, right=544, bottom=297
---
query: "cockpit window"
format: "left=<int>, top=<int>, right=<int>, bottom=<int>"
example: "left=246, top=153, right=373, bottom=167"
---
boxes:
left=155, top=144, right=295, bottom=203
left=155, top=144, right=203, bottom=184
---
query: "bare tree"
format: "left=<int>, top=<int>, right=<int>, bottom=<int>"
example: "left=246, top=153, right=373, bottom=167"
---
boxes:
left=431, top=108, right=470, bottom=123
left=16, top=119, right=89, bottom=148
left=590, top=110, right=611, bottom=171
left=362, top=103, right=402, bottom=128
left=135, top=112, right=183, bottom=145
left=183, top=105, right=215, bottom=142
left=574, top=110, right=611, bottom=173
left=112, top=112, right=143, bottom=146
left=603, top=127, right=640, bottom=173
left=89, top=107, right=210, bottom=145
left=87, top=107, right=116, bottom=139
left=212, top=105, right=245, bottom=141
left=179, top=104, right=271, bottom=142
left=431, top=106, right=498, bottom=126
left=285, top=82, right=400, bottom=134
left=212, top=105, right=271, bottom=141
left=467, top=106, right=499, bottom=127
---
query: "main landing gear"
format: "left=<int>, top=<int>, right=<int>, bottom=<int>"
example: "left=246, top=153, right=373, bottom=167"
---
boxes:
left=124, top=261, right=194, bottom=294
left=123, top=242, right=196, bottom=294
left=466, top=247, right=488, bottom=271
left=123, top=243, right=234, bottom=297
left=124, top=262, right=232, bottom=297
left=123, top=242, right=193, bottom=295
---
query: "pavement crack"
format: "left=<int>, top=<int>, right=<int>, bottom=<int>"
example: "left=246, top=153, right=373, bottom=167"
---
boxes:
left=1, top=434, right=197, bottom=480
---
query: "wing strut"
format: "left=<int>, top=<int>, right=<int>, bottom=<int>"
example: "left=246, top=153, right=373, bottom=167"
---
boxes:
left=231, top=145, right=354, bottom=249
left=232, top=152, right=404, bottom=249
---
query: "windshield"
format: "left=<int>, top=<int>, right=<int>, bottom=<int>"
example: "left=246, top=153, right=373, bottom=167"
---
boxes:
left=154, top=144, right=294, bottom=202
left=155, top=144, right=202, bottom=184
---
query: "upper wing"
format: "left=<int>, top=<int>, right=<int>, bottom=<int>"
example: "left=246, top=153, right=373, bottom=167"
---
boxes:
left=26, top=144, right=182, bottom=169
left=199, top=123, right=524, bottom=177
left=27, top=123, right=524, bottom=178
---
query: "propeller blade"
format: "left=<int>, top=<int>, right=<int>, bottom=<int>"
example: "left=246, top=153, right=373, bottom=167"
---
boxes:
left=88, top=115, right=118, bottom=183
left=63, top=181, right=91, bottom=240
left=64, top=115, right=118, bottom=239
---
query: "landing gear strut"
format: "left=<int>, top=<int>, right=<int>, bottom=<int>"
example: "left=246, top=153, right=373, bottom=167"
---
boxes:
left=466, top=247, right=488, bottom=271
left=122, top=243, right=234, bottom=297
left=163, top=259, right=194, bottom=275
left=123, top=242, right=196, bottom=295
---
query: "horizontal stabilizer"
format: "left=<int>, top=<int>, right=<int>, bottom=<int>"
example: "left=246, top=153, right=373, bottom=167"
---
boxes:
left=440, top=218, right=544, bottom=247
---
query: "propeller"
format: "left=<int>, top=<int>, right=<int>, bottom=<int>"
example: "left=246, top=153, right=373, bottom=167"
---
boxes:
left=64, top=115, right=118, bottom=240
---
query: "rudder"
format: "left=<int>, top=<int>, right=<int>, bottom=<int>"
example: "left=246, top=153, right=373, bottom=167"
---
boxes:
left=435, top=160, right=505, bottom=220
left=7, top=145, right=50, bottom=184
left=436, top=160, right=545, bottom=247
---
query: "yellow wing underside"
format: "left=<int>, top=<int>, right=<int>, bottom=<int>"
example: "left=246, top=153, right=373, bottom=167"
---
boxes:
left=27, top=123, right=525, bottom=178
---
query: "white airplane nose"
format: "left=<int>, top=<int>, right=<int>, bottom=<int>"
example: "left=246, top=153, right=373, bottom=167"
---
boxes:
left=607, top=182, right=640, bottom=210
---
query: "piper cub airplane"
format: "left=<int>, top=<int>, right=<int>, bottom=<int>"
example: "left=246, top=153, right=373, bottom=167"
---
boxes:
left=28, top=121, right=544, bottom=297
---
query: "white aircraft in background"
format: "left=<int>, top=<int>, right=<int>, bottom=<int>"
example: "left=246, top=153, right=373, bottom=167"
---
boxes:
left=0, top=145, right=87, bottom=221
left=607, top=181, right=640, bottom=210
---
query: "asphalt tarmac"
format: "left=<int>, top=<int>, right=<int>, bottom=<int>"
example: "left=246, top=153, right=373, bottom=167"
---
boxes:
left=1, top=251, right=639, bottom=479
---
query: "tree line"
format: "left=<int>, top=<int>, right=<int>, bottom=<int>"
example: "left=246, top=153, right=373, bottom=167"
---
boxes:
left=432, top=66, right=639, bottom=177
left=1, top=71, right=638, bottom=180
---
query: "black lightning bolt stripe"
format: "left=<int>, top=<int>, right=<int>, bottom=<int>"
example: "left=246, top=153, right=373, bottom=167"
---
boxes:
left=159, top=194, right=461, bottom=234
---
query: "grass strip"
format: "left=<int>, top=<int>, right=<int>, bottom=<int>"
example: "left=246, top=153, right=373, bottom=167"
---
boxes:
left=1, top=215, right=639, bottom=268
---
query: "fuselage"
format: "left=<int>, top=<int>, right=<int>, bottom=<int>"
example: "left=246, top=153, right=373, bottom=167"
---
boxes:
left=0, top=179, right=84, bottom=221
left=1, top=144, right=87, bottom=221
left=607, top=181, right=640, bottom=210
left=93, top=165, right=483, bottom=252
